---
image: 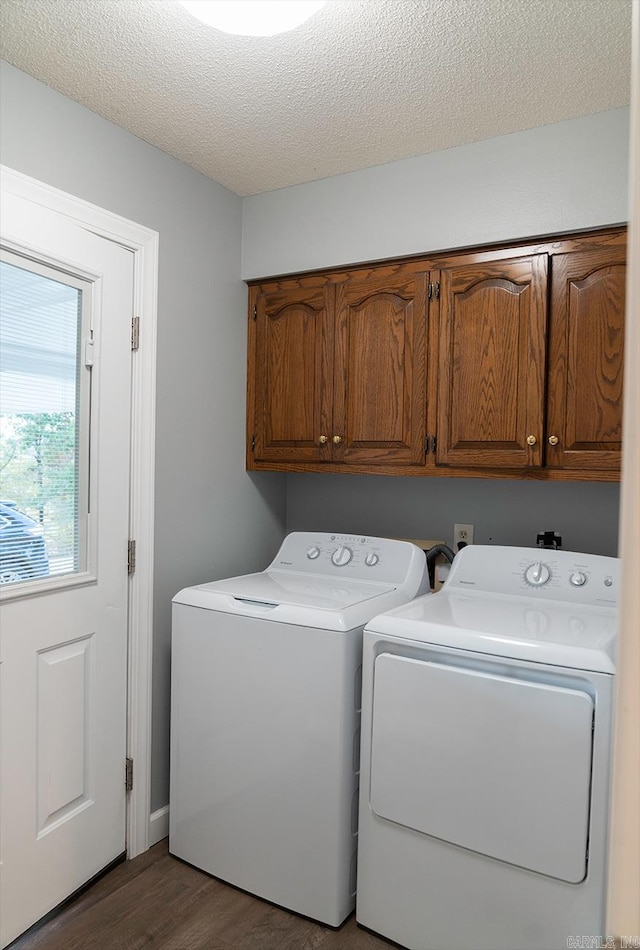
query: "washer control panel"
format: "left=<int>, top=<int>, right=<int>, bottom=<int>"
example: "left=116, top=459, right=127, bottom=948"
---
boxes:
left=446, top=545, right=619, bottom=607
left=270, top=532, right=428, bottom=588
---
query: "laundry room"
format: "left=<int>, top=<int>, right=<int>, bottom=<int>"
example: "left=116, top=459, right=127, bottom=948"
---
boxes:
left=0, top=1, right=638, bottom=949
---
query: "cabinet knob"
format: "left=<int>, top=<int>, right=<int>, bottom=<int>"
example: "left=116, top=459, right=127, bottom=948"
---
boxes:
left=332, top=435, right=343, bottom=445
left=526, top=435, right=537, bottom=446
left=548, top=435, right=559, bottom=446
left=318, top=435, right=328, bottom=444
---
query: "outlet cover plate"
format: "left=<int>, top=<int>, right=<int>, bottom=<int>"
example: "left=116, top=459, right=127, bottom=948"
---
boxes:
left=454, top=523, right=474, bottom=546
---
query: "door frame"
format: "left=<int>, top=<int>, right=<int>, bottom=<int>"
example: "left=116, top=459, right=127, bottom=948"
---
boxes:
left=607, top=2, right=640, bottom=936
left=0, top=164, right=158, bottom=859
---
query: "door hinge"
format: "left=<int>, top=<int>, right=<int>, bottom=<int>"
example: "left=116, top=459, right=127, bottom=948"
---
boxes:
left=253, top=304, right=257, bottom=321
left=128, top=539, right=136, bottom=574
left=131, top=316, right=140, bottom=350
left=251, top=433, right=256, bottom=451
left=428, top=281, right=440, bottom=300
left=125, top=757, right=133, bottom=792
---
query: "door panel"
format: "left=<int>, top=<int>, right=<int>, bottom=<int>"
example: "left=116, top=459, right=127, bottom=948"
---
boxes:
left=437, top=256, right=548, bottom=468
left=36, top=636, right=95, bottom=835
left=333, top=268, right=428, bottom=465
left=251, top=283, right=333, bottom=462
left=370, top=653, right=594, bottom=883
left=0, top=192, right=132, bottom=947
left=547, top=246, right=626, bottom=471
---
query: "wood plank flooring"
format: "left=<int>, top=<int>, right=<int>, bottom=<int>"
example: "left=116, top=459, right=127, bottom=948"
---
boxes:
left=10, top=839, right=394, bottom=950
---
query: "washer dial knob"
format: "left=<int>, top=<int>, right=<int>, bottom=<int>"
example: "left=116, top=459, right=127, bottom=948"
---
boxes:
left=365, top=552, right=379, bottom=567
left=331, top=545, right=353, bottom=567
left=570, top=571, right=587, bottom=587
left=306, top=546, right=320, bottom=560
left=524, top=562, right=551, bottom=587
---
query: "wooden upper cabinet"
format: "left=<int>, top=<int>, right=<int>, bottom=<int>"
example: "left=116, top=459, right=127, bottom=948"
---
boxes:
left=248, top=265, right=429, bottom=469
left=247, top=228, right=625, bottom=479
left=546, top=241, right=626, bottom=472
left=332, top=267, right=428, bottom=465
left=249, top=281, right=334, bottom=463
left=436, top=255, right=548, bottom=468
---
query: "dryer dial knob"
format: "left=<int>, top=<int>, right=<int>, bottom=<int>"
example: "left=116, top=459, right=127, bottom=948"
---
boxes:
left=524, top=562, right=551, bottom=587
left=331, top=545, right=353, bottom=567
left=365, top=552, right=379, bottom=567
left=306, top=546, right=321, bottom=560
left=569, top=571, right=587, bottom=587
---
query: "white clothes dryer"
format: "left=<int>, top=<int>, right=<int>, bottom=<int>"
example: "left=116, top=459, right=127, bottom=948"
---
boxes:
left=169, top=532, right=428, bottom=927
left=356, top=544, right=619, bottom=950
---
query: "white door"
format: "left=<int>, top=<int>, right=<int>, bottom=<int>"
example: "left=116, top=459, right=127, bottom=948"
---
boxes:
left=0, top=190, right=134, bottom=947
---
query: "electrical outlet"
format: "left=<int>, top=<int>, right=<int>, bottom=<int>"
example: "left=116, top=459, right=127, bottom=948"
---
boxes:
left=453, top=523, right=474, bottom=547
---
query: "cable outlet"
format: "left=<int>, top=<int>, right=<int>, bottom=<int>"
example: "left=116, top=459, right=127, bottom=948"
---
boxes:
left=453, top=523, right=474, bottom=547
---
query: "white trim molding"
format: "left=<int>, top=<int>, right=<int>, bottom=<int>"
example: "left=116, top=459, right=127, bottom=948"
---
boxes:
left=148, top=806, right=170, bottom=848
left=0, top=164, right=159, bottom=860
left=607, top=3, right=640, bottom=940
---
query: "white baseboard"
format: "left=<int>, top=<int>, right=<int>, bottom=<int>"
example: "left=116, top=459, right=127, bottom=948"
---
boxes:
left=148, top=805, right=169, bottom=846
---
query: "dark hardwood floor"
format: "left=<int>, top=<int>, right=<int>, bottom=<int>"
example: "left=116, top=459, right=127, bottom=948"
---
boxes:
left=10, top=839, right=394, bottom=950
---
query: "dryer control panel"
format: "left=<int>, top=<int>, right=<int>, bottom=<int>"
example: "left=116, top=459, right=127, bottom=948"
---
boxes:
left=445, top=545, right=619, bottom=608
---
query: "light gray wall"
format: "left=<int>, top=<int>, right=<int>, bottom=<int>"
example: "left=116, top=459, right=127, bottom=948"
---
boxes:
left=0, top=61, right=287, bottom=811
left=286, top=475, right=620, bottom=558
left=242, top=108, right=628, bottom=561
left=242, top=108, right=629, bottom=278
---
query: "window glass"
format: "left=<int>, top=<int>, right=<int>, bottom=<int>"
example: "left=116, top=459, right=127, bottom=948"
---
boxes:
left=0, top=254, right=89, bottom=586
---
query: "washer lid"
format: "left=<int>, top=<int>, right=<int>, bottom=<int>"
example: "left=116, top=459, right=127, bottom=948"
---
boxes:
left=365, top=591, right=617, bottom=673
left=173, top=569, right=401, bottom=630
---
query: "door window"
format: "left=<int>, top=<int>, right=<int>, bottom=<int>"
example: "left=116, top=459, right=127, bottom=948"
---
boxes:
left=0, top=251, right=91, bottom=587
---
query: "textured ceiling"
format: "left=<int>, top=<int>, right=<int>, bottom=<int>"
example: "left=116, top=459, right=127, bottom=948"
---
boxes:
left=0, top=0, right=632, bottom=197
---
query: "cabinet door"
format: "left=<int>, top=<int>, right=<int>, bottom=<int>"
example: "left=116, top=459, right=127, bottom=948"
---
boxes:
left=547, top=246, right=626, bottom=471
left=249, top=282, right=333, bottom=463
left=332, top=267, right=428, bottom=465
left=436, top=255, right=548, bottom=468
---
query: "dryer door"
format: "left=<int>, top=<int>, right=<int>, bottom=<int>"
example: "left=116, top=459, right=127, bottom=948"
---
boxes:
left=369, top=653, right=594, bottom=883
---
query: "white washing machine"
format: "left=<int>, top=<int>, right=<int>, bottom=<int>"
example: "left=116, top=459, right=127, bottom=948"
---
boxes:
left=169, top=531, right=428, bottom=927
left=357, top=545, right=619, bottom=950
